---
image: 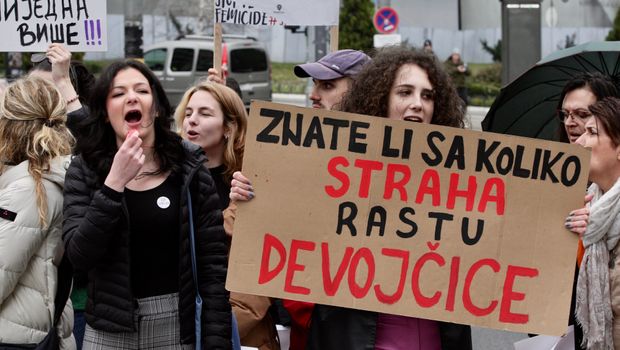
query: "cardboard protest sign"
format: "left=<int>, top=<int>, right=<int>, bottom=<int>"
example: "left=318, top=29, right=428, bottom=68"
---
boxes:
left=0, top=0, right=106, bottom=52
left=226, top=101, right=590, bottom=336
left=215, top=0, right=339, bottom=26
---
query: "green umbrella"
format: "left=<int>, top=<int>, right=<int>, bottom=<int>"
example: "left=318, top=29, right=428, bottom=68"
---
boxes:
left=481, top=41, right=620, bottom=140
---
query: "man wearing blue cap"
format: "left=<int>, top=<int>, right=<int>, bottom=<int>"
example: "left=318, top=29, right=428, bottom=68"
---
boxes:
left=294, top=49, right=371, bottom=110
left=208, top=49, right=370, bottom=111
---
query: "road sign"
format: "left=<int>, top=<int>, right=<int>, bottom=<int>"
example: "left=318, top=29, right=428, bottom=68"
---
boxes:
left=374, top=34, right=402, bottom=48
left=373, top=7, right=399, bottom=34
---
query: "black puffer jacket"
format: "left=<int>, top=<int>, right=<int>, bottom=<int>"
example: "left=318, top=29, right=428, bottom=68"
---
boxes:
left=62, top=141, right=231, bottom=349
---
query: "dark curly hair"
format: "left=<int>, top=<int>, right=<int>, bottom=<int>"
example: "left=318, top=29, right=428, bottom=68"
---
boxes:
left=340, top=46, right=464, bottom=128
left=75, top=60, right=185, bottom=184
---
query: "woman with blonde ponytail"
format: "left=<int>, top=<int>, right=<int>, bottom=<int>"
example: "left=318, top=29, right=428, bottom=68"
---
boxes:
left=177, top=80, right=281, bottom=350
left=0, top=76, right=76, bottom=349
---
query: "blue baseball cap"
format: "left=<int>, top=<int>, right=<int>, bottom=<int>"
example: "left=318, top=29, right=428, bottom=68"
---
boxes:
left=294, top=49, right=371, bottom=80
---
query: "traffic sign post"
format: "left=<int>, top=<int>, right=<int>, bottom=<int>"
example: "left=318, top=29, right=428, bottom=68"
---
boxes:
left=373, top=7, right=399, bottom=34
left=374, top=34, right=402, bottom=48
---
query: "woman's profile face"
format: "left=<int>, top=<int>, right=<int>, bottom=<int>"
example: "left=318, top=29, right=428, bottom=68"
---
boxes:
left=387, top=63, right=434, bottom=124
left=575, top=117, right=620, bottom=186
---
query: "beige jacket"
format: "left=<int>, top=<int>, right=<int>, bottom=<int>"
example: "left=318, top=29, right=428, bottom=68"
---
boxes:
left=231, top=292, right=280, bottom=350
left=225, top=203, right=280, bottom=350
left=0, top=157, right=75, bottom=349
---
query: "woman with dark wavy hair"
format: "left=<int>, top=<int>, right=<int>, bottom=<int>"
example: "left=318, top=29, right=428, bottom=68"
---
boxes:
left=62, top=60, right=232, bottom=349
left=307, top=46, right=471, bottom=350
left=340, top=45, right=464, bottom=128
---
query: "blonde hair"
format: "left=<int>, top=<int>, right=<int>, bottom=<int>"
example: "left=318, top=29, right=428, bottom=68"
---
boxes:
left=175, top=82, right=247, bottom=182
left=0, top=76, right=74, bottom=228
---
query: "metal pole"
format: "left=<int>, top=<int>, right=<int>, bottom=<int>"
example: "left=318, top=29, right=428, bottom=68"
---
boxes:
left=4, top=53, right=10, bottom=80
left=197, top=0, right=207, bottom=34
left=458, top=0, right=462, bottom=30
left=314, top=26, right=328, bottom=60
left=377, top=0, right=391, bottom=8
left=124, top=0, right=144, bottom=58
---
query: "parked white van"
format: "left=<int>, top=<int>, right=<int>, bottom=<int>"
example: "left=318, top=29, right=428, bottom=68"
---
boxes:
left=143, top=34, right=272, bottom=107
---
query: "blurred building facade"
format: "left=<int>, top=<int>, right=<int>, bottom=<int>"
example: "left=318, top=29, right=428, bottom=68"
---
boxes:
left=90, top=0, right=619, bottom=64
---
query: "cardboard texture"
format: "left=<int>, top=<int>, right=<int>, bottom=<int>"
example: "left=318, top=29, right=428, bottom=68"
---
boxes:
left=226, top=101, right=591, bottom=336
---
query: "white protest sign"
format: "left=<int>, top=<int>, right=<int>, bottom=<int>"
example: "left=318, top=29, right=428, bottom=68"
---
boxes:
left=374, top=34, right=402, bottom=48
left=214, top=0, right=339, bottom=26
left=0, top=0, right=107, bottom=52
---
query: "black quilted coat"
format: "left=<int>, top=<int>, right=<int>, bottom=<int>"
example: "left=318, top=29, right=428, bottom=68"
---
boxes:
left=62, top=141, right=231, bottom=349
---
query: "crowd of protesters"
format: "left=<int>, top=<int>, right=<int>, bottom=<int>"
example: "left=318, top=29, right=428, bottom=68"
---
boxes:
left=0, top=36, right=616, bottom=350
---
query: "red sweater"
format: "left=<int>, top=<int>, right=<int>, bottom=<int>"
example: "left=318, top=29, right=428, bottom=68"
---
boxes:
left=282, top=300, right=314, bottom=350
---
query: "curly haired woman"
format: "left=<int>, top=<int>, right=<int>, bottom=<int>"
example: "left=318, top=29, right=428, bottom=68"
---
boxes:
left=307, top=46, right=471, bottom=350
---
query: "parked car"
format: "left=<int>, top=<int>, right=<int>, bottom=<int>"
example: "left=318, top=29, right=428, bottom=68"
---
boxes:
left=143, top=34, right=272, bottom=108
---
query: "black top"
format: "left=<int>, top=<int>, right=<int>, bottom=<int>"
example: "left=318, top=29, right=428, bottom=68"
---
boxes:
left=209, top=164, right=230, bottom=210
left=125, top=174, right=181, bottom=298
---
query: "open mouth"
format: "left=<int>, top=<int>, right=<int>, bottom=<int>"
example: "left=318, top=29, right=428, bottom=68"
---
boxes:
left=187, top=130, right=199, bottom=137
left=403, top=116, right=423, bottom=123
left=125, top=110, right=142, bottom=124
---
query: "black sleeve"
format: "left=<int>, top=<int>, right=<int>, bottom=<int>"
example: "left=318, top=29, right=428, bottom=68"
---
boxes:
left=194, top=165, right=232, bottom=349
left=62, top=156, right=125, bottom=271
left=439, top=322, right=472, bottom=350
left=307, top=305, right=377, bottom=350
left=66, top=106, right=89, bottom=140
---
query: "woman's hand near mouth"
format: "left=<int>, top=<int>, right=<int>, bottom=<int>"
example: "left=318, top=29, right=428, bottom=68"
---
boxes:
left=104, top=130, right=145, bottom=192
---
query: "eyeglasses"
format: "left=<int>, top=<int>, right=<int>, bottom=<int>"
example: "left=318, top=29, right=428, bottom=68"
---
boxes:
left=556, top=108, right=592, bottom=123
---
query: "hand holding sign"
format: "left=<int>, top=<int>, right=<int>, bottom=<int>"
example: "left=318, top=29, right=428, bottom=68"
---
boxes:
left=47, top=43, right=72, bottom=84
left=565, top=193, right=593, bottom=236
left=45, top=44, right=81, bottom=109
left=207, top=68, right=226, bottom=85
left=230, top=171, right=254, bottom=201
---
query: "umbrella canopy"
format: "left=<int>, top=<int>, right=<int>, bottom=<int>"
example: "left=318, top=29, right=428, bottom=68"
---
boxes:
left=481, top=41, right=620, bottom=140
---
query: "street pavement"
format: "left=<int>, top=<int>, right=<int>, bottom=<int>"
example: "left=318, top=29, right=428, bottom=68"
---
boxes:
left=272, top=93, right=530, bottom=349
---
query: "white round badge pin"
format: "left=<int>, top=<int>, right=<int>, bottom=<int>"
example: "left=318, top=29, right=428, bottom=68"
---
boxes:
left=157, top=196, right=171, bottom=209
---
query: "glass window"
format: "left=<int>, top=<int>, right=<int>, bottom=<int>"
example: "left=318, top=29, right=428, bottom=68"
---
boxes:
left=196, top=50, right=214, bottom=72
left=170, top=48, right=194, bottom=72
left=143, top=48, right=167, bottom=71
left=230, top=48, right=267, bottom=73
